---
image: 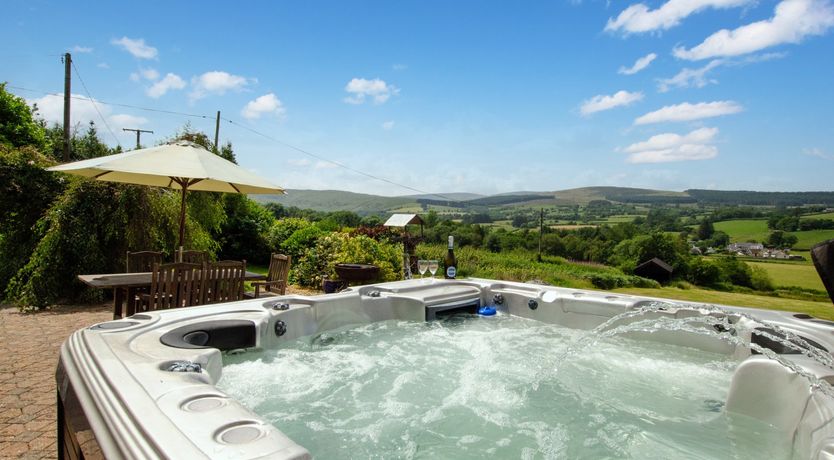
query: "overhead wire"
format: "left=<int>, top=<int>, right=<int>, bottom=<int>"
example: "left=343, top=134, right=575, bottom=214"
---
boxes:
left=8, top=80, right=460, bottom=202
left=70, top=61, right=122, bottom=148
left=221, top=117, right=461, bottom=203
left=6, top=85, right=212, bottom=120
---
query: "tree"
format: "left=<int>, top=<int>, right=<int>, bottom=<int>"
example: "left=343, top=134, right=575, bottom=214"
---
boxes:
left=0, top=83, right=46, bottom=149
left=766, top=231, right=798, bottom=249
left=696, top=219, right=715, bottom=241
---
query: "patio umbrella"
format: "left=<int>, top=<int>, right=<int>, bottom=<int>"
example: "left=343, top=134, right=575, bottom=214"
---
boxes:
left=47, top=140, right=285, bottom=251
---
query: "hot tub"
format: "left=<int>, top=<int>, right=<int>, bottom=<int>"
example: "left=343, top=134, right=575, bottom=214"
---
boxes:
left=57, top=279, right=834, bottom=459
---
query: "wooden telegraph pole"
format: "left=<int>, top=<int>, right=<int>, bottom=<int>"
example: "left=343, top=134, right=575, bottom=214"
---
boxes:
left=538, top=208, right=544, bottom=262
left=122, top=128, right=153, bottom=149
left=62, top=53, right=71, bottom=161
left=214, top=111, right=221, bottom=152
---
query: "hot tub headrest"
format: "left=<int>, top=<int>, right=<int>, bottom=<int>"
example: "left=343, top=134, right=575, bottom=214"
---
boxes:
left=160, top=320, right=256, bottom=351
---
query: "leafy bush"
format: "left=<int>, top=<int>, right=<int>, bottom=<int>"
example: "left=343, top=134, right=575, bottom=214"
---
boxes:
left=266, top=218, right=311, bottom=252
left=688, top=257, right=723, bottom=286
left=750, top=265, right=775, bottom=291
left=216, top=194, right=274, bottom=265
left=291, top=232, right=403, bottom=288
left=4, top=180, right=201, bottom=309
left=281, top=225, right=326, bottom=262
left=714, top=256, right=754, bottom=288
left=587, top=273, right=659, bottom=290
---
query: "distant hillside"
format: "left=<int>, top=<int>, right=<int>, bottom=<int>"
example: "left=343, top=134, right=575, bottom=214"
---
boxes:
left=685, top=190, right=834, bottom=206
left=251, top=187, right=834, bottom=214
left=251, top=189, right=415, bottom=214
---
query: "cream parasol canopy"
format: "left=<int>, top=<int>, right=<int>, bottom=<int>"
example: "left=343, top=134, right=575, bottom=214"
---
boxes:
left=47, top=140, right=285, bottom=249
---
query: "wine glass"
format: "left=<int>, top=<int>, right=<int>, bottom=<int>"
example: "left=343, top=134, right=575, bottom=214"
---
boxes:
left=427, top=260, right=439, bottom=278
left=417, top=259, right=429, bottom=278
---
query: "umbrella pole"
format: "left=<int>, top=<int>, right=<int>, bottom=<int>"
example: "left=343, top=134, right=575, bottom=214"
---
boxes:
left=177, top=180, right=188, bottom=261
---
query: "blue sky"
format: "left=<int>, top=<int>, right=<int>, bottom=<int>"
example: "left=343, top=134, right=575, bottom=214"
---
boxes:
left=3, top=0, right=833, bottom=196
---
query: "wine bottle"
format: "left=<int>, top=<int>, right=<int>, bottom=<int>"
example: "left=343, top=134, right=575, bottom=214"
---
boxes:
left=444, top=235, right=457, bottom=279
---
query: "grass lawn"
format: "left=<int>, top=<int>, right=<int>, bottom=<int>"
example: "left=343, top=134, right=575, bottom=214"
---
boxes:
left=714, top=219, right=769, bottom=242
left=801, top=212, right=834, bottom=221
left=746, top=261, right=825, bottom=290
left=614, top=286, right=834, bottom=321
left=714, top=219, right=834, bottom=250
left=790, top=229, right=834, bottom=250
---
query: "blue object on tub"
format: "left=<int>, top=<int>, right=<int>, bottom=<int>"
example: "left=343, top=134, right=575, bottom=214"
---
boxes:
left=478, top=305, right=497, bottom=316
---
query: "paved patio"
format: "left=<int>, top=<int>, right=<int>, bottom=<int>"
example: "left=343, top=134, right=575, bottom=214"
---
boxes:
left=0, top=303, right=111, bottom=459
left=0, top=285, right=319, bottom=459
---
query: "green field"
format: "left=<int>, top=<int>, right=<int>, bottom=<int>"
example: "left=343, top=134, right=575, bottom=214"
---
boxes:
left=801, top=212, right=834, bottom=221
left=615, top=286, right=834, bottom=321
left=746, top=261, right=824, bottom=290
left=713, top=219, right=834, bottom=250
left=713, top=219, right=770, bottom=242
left=791, top=229, right=834, bottom=250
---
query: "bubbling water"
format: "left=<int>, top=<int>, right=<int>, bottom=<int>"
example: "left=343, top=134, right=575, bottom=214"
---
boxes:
left=217, top=312, right=806, bottom=459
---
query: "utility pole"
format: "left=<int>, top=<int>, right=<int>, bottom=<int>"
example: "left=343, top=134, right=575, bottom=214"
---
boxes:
left=122, top=128, right=153, bottom=149
left=538, top=208, right=544, bottom=262
left=62, top=52, right=71, bottom=162
left=214, top=111, right=221, bottom=152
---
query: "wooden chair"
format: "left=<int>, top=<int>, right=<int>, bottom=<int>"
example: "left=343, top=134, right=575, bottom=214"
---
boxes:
left=125, top=251, right=163, bottom=316
left=203, top=260, right=246, bottom=304
left=126, top=251, right=163, bottom=273
left=252, top=253, right=291, bottom=297
left=140, top=262, right=203, bottom=311
left=180, top=250, right=209, bottom=265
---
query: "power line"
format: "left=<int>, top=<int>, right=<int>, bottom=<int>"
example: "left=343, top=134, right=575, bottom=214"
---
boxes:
left=221, top=117, right=461, bottom=202
left=6, top=83, right=460, bottom=202
left=7, top=84, right=212, bottom=119
left=70, top=61, right=121, bottom=148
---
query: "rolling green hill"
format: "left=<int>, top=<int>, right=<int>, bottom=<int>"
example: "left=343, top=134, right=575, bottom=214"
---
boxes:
left=252, top=187, right=834, bottom=215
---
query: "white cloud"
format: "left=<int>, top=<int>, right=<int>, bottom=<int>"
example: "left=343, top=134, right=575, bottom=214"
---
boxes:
left=804, top=147, right=834, bottom=160
left=27, top=93, right=144, bottom=137
left=634, top=100, right=743, bottom=124
left=606, top=0, right=752, bottom=34
left=673, top=0, right=834, bottom=60
left=97, top=62, right=110, bottom=69
left=109, top=114, right=149, bottom=127
left=622, top=127, right=720, bottom=163
left=580, top=90, right=644, bottom=116
left=315, top=161, right=338, bottom=169
left=146, top=73, right=186, bottom=98
left=241, top=93, right=285, bottom=119
left=288, top=158, right=311, bottom=167
left=392, top=64, right=408, bottom=71
left=382, top=120, right=395, bottom=130
left=111, top=37, right=158, bottom=59
left=190, top=71, right=252, bottom=101
left=657, top=59, right=723, bottom=92
left=618, top=53, right=657, bottom=75
left=130, top=68, right=160, bottom=82
left=71, top=45, right=93, bottom=53
left=343, top=78, right=399, bottom=104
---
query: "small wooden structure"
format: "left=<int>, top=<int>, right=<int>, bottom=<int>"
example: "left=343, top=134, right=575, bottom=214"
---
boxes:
left=383, top=214, right=424, bottom=278
left=634, top=258, right=673, bottom=283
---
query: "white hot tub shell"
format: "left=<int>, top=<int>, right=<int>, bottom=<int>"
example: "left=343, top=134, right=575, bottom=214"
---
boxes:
left=57, top=278, right=834, bottom=459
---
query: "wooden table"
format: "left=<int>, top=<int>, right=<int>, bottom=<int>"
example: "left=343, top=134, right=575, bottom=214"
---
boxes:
left=78, top=271, right=267, bottom=320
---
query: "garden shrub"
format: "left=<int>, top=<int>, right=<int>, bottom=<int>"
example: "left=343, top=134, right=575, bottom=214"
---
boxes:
left=291, top=232, right=403, bottom=288
left=266, top=218, right=311, bottom=253
left=750, top=265, right=775, bottom=292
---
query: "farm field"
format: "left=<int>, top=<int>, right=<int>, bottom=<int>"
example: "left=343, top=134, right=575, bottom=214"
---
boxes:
left=791, top=230, right=834, bottom=250
left=614, top=286, right=834, bottom=321
left=801, top=212, right=834, bottom=220
left=714, top=219, right=769, bottom=243
left=746, top=261, right=824, bottom=290
left=714, top=219, right=834, bottom=250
